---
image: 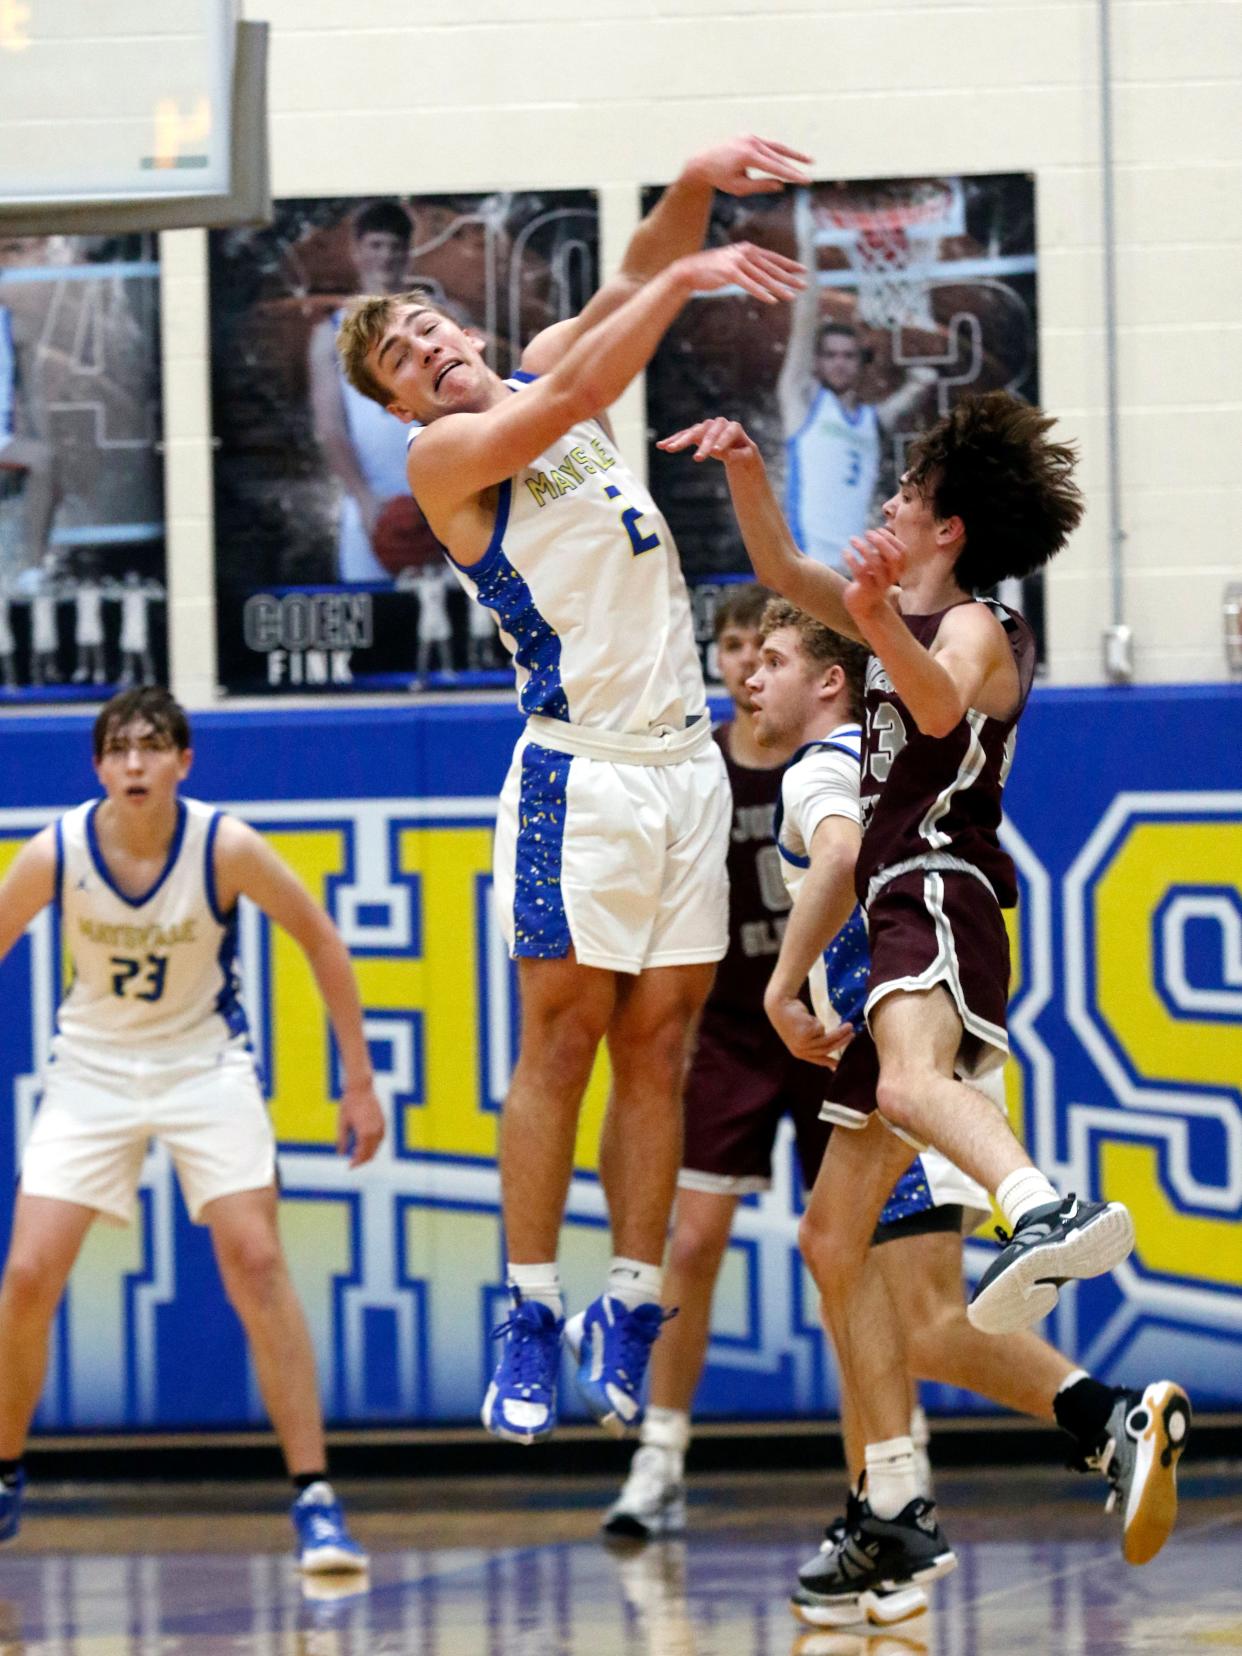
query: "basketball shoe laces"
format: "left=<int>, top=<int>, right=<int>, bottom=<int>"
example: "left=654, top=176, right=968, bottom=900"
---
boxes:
left=490, top=1302, right=558, bottom=1395
left=611, top=1304, right=677, bottom=1386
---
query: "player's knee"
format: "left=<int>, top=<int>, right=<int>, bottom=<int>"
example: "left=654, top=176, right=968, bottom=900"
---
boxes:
left=875, top=1068, right=922, bottom=1134
left=0, top=1252, right=61, bottom=1319
left=798, top=1209, right=850, bottom=1295
left=218, top=1235, right=284, bottom=1309
left=667, top=1214, right=729, bottom=1284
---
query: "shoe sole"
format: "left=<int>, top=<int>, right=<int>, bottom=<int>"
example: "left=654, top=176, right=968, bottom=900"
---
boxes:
left=1123, top=1381, right=1192, bottom=1566
left=968, top=1204, right=1135, bottom=1334
left=299, top=1548, right=370, bottom=1574
left=602, top=1502, right=687, bottom=1543
left=791, top=1581, right=932, bottom=1629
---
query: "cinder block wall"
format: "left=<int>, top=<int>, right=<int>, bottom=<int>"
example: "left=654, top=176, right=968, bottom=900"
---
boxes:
left=161, top=0, right=1242, bottom=698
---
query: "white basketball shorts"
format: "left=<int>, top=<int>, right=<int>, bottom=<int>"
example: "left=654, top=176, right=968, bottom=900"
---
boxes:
left=22, top=1043, right=276, bottom=1227
left=493, top=727, right=731, bottom=975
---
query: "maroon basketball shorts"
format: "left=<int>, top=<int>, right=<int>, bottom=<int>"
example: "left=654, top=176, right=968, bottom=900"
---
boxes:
left=863, top=866, right=1011, bottom=1080
left=679, top=1003, right=832, bottom=1195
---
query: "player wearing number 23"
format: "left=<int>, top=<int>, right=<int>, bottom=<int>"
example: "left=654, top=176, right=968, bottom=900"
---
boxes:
left=0, top=687, right=383, bottom=1566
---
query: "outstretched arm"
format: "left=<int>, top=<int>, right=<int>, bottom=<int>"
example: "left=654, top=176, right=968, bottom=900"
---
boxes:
left=413, top=245, right=805, bottom=556
left=0, top=827, right=56, bottom=964
left=521, top=135, right=811, bottom=376
left=657, top=417, right=865, bottom=641
left=763, top=816, right=861, bottom=1065
left=213, top=817, right=385, bottom=1167
left=776, top=187, right=820, bottom=434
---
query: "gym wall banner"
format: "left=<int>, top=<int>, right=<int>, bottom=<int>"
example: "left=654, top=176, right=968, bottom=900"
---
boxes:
left=209, top=192, right=599, bottom=696
left=0, top=234, right=167, bottom=704
left=642, top=173, right=1044, bottom=683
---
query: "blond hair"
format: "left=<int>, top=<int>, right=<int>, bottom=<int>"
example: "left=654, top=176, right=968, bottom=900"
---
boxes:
left=759, top=597, right=868, bottom=720
left=335, top=288, right=438, bottom=408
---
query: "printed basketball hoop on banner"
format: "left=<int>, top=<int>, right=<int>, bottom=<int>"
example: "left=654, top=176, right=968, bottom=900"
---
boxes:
left=812, top=178, right=966, bottom=330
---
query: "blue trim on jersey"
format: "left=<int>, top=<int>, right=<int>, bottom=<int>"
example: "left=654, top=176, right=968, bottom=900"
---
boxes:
left=778, top=842, right=810, bottom=869
left=878, top=1156, right=935, bottom=1227
left=511, top=742, right=570, bottom=959
left=214, top=907, right=249, bottom=1039
left=85, top=797, right=188, bottom=909
left=785, top=436, right=806, bottom=551
left=0, top=306, right=15, bottom=438
left=204, top=810, right=226, bottom=924
left=461, top=481, right=569, bottom=721
left=53, top=818, right=64, bottom=910
left=509, top=369, right=537, bottom=384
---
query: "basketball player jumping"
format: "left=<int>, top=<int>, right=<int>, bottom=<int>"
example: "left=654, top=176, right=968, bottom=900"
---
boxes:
left=336, top=135, right=810, bottom=1444
left=657, top=396, right=1185, bottom=1612
left=0, top=688, right=385, bottom=1572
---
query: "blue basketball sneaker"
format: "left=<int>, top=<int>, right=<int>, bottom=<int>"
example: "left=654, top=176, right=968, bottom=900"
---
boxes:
left=291, top=1482, right=369, bottom=1574
left=482, top=1295, right=564, bottom=1444
left=0, top=1470, right=24, bottom=1543
left=564, top=1295, right=671, bottom=1438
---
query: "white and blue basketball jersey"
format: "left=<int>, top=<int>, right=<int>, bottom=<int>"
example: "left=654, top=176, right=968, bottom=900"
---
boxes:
left=409, top=374, right=705, bottom=735
left=53, top=797, right=247, bottom=1063
left=774, top=724, right=869, bottom=1027
left=0, top=305, right=16, bottom=445
left=785, top=388, right=881, bottom=570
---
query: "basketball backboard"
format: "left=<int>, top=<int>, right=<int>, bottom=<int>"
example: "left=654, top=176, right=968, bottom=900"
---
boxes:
left=0, top=1, right=269, bottom=232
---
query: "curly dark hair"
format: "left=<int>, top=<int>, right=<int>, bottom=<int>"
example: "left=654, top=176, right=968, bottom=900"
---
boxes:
left=759, top=598, right=869, bottom=722
left=905, top=391, right=1084, bottom=592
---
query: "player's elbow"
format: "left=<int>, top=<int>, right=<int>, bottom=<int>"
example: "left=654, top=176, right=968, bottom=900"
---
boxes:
left=914, top=700, right=965, bottom=740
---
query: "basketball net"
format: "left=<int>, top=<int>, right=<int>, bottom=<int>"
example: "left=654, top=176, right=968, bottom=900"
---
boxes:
left=813, top=181, right=965, bottom=331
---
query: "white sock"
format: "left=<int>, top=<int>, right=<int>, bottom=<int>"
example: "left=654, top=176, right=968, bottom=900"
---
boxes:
left=1056, top=1367, right=1091, bottom=1396
left=607, top=1256, right=663, bottom=1311
left=865, top=1435, right=920, bottom=1520
left=909, top=1405, right=933, bottom=1499
left=507, top=1261, right=563, bottom=1318
left=641, top=1406, right=690, bottom=1456
left=996, top=1167, right=1061, bottom=1231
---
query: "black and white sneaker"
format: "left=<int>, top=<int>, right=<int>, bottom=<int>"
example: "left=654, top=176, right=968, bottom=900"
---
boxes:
left=967, top=1193, right=1135, bottom=1335
left=790, top=1497, right=951, bottom=1629
left=1088, top=1381, right=1192, bottom=1564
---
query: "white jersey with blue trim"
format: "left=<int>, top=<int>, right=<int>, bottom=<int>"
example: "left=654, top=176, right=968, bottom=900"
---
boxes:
left=408, top=374, right=705, bottom=734
left=775, top=723, right=867, bottom=1028
left=52, top=796, right=247, bottom=1063
left=0, top=305, right=16, bottom=445
left=785, top=388, right=881, bottom=569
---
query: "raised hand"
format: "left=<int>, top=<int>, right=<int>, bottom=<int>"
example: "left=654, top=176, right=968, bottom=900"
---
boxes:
left=657, top=416, right=760, bottom=466
left=673, top=241, right=806, bottom=304
left=685, top=134, right=814, bottom=197
left=842, top=526, right=907, bottom=622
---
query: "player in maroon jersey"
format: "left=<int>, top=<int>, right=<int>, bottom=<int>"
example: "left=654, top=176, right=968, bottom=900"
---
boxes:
left=657, top=395, right=1183, bottom=1611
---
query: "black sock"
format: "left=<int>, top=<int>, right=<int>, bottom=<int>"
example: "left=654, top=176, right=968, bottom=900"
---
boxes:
left=293, top=1470, right=329, bottom=1493
left=1054, top=1375, right=1118, bottom=1459
left=0, top=1460, right=22, bottom=1488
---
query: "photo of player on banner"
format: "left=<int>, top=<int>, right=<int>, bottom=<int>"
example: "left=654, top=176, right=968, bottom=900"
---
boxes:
left=209, top=192, right=599, bottom=696
left=641, top=173, right=1040, bottom=680
left=0, top=235, right=167, bottom=702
